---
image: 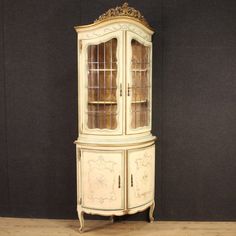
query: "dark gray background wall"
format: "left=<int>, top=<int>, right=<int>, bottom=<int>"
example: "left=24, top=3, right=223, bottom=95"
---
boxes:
left=0, top=0, right=236, bottom=220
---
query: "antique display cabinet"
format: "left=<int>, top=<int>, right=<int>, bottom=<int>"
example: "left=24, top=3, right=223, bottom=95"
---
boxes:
left=74, top=3, right=156, bottom=232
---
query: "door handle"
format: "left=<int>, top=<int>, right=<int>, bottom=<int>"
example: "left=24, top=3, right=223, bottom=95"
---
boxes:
left=131, top=174, right=133, bottom=187
left=120, top=84, right=122, bottom=97
left=118, top=175, right=121, bottom=188
left=128, top=83, right=131, bottom=96
left=120, top=83, right=122, bottom=96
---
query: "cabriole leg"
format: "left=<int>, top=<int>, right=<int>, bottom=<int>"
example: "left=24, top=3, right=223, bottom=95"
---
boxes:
left=78, top=210, right=84, bottom=233
left=110, top=215, right=114, bottom=223
left=149, top=201, right=155, bottom=223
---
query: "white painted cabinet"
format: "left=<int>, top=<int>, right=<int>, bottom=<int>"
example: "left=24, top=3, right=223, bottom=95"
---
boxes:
left=74, top=3, right=156, bottom=232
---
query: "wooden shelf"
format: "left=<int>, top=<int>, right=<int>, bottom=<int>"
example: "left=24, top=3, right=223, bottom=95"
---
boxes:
left=131, top=100, right=148, bottom=104
left=88, top=101, right=117, bottom=105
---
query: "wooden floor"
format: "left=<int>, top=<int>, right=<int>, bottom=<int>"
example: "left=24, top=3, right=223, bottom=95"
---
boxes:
left=0, top=217, right=235, bottom=236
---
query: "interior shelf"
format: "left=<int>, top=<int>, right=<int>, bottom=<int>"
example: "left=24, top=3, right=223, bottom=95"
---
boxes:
left=131, top=100, right=148, bottom=104
left=88, top=101, right=117, bottom=104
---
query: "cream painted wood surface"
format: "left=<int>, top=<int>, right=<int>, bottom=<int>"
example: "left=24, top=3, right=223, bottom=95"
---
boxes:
left=0, top=218, right=236, bottom=236
left=128, top=145, right=155, bottom=209
left=81, top=150, right=124, bottom=210
left=75, top=3, right=156, bottom=232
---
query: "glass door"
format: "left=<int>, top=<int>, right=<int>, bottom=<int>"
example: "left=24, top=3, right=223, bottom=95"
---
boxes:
left=126, top=32, right=152, bottom=134
left=81, top=32, right=123, bottom=135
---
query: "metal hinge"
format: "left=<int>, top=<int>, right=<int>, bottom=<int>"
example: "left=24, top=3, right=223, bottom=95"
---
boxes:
left=78, top=149, right=81, bottom=161
left=80, top=42, right=82, bottom=53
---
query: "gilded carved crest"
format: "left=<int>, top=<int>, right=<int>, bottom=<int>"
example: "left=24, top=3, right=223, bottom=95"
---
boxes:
left=94, top=2, right=150, bottom=28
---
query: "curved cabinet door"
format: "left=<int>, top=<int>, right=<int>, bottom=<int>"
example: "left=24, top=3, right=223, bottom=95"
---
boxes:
left=126, top=31, right=152, bottom=134
left=81, top=149, right=124, bottom=210
left=128, top=145, right=155, bottom=209
left=79, top=31, right=123, bottom=135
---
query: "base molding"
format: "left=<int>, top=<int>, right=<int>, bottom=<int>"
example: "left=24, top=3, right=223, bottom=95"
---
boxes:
left=77, top=200, right=155, bottom=232
left=78, top=200, right=154, bottom=216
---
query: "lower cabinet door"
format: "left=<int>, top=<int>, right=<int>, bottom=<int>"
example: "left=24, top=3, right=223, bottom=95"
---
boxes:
left=128, top=145, right=155, bottom=209
left=81, top=149, right=124, bottom=210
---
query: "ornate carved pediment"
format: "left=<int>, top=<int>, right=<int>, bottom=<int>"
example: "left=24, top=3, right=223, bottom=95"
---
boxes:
left=94, top=2, right=150, bottom=28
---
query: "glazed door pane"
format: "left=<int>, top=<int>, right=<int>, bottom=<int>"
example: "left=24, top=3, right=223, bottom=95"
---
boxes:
left=87, top=39, right=118, bottom=129
left=126, top=32, right=152, bottom=134
left=128, top=145, right=155, bottom=209
left=81, top=150, right=124, bottom=210
left=81, top=32, right=123, bottom=135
